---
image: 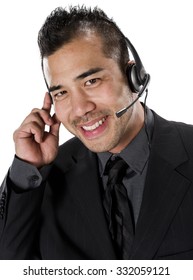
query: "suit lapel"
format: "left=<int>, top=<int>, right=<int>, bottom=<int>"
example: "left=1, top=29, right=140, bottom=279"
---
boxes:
left=130, top=113, right=191, bottom=259
left=64, top=147, right=117, bottom=259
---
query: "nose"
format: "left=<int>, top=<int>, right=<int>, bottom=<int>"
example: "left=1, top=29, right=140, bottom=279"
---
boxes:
left=70, top=89, right=96, bottom=118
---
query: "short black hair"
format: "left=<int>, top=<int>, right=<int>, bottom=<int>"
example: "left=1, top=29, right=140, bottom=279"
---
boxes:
left=38, top=6, right=129, bottom=73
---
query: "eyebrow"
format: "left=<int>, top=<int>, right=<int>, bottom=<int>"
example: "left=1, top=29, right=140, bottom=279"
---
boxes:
left=75, top=67, right=104, bottom=80
left=49, top=85, right=63, bottom=93
left=48, top=67, right=104, bottom=93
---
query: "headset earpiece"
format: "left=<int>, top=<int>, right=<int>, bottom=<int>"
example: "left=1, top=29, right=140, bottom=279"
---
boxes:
left=126, top=63, right=142, bottom=93
left=124, top=37, right=150, bottom=95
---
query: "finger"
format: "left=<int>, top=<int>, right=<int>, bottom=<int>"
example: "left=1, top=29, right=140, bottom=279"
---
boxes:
left=30, top=109, right=53, bottom=126
left=14, top=122, right=44, bottom=144
left=21, top=109, right=51, bottom=129
left=42, top=92, right=52, bottom=112
left=30, top=123, right=45, bottom=143
left=49, top=114, right=61, bottom=138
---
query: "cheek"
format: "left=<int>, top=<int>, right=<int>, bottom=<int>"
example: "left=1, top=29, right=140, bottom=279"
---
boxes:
left=54, top=103, right=69, bottom=123
left=104, top=82, right=130, bottom=104
left=98, top=87, right=120, bottom=109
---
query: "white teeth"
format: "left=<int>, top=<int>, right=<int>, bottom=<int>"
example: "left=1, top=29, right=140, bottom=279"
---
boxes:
left=82, top=118, right=105, bottom=131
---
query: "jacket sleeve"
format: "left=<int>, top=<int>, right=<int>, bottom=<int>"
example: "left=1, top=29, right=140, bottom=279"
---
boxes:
left=0, top=157, right=51, bottom=259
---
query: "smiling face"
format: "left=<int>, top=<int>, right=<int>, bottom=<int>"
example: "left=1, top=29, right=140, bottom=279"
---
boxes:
left=43, top=34, right=144, bottom=153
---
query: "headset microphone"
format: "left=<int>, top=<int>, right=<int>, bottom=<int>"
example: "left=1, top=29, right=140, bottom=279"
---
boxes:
left=115, top=37, right=151, bottom=118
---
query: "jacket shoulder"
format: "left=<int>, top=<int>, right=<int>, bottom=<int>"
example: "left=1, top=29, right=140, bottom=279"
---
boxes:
left=154, top=111, right=193, bottom=155
left=172, top=120, right=193, bottom=154
left=54, top=137, right=90, bottom=166
left=173, top=120, right=193, bottom=135
left=153, top=110, right=193, bottom=137
left=59, top=137, right=86, bottom=154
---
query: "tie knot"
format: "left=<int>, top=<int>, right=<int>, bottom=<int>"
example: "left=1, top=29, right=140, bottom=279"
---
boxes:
left=105, top=156, right=128, bottom=184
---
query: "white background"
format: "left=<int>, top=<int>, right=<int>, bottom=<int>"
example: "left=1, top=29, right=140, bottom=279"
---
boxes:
left=0, top=0, right=193, bottom=182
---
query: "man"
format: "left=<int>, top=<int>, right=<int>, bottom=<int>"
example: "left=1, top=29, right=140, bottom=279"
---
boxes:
left=0, top=6, right=193, bottom=260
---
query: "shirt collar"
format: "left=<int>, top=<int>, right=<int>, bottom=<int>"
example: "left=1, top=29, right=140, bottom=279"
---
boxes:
left=97, top=107, right=154, bottom=176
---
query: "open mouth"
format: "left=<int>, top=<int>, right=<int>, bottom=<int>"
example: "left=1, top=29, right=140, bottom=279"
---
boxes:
left=82, top=117, right=106, bottom=131
left=80, top=116, right=108, bottom=139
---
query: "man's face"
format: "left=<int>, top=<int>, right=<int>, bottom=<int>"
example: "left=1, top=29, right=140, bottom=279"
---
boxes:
left=43, top=34, right=137, bottom=153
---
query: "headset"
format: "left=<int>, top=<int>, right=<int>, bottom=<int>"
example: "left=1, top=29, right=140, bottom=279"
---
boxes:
left=115, top=36, right=150, bottom=118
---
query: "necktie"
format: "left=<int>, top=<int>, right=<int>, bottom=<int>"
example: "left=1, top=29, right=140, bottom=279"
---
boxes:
left=103, top=156, right=134, bottom=259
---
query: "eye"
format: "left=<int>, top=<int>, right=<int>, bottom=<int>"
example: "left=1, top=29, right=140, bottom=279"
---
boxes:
left=85, top=78, right=99, bottom=86
left=53, top=90, right=67, bottom=101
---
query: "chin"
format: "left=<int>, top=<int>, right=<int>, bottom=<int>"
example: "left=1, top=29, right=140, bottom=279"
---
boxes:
left=83, top=140, right=116, bottom=153
left=79, top=131, right=120, bottom=153
left=81, top=140, right=106, bottom=153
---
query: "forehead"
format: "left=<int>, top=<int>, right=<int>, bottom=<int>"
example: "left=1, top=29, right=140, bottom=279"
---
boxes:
left=43, top=35, right=114, bottom=82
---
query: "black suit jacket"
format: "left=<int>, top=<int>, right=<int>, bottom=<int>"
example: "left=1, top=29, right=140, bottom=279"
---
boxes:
left=1, top=111, right=193, bottom=259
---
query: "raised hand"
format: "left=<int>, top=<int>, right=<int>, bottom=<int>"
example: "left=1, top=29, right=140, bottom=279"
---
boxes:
left=13, top=92, right=61, bottom=168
